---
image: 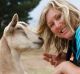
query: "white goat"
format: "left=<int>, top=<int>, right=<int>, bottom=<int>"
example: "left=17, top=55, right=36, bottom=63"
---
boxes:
left=0, top=14, right=43, bottom=74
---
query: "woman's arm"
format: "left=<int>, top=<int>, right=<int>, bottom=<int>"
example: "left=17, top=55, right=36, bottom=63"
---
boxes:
left=53, top=61, right=80, bottom=74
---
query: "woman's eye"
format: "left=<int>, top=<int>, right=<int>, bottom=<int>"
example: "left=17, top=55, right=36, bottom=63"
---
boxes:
left=56, top=14, right=61, bottom=20
left=50, top=23, right=54, bottom=28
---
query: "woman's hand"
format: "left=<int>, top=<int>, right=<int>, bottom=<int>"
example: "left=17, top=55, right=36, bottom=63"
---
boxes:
left=43, top=52, right=66, bottom=66
left=53, top=61, right=80, bottom=74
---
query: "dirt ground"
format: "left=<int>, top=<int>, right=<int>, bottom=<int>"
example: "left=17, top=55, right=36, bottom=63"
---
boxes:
left=21, top=49, right=54, bottom=74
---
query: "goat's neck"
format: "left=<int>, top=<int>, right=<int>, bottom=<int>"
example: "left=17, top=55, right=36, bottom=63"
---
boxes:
left=0, top=37, right=24, bottom=74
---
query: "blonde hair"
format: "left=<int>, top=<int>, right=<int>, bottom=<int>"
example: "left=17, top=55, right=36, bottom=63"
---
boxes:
left=38, top=0, right=80, bottom=53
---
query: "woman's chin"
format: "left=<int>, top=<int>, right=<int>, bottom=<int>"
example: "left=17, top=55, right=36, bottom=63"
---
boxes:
left=59, top=31, right=74, bottom=40
left=58, top=34, right=73, bottom=40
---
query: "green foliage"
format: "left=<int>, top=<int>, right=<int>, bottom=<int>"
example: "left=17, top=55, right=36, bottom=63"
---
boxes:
left=0, top=0, right=40, bottom=38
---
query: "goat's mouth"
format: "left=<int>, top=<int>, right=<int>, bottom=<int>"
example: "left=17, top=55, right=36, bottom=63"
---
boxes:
left=33, top=41, right=44, bottom=46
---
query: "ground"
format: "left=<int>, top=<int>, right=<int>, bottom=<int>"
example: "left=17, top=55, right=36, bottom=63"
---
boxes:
left=21, top=49, right=54, bottom=74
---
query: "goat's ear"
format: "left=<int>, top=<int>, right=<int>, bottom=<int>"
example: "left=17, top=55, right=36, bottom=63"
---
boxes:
left=11, top=13, right=19, bottom=27
left=8, top=13, right=19, bottom=32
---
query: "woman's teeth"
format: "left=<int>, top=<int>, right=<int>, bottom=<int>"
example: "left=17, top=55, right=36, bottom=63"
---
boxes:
left=61, top=27, right=67, bottom=33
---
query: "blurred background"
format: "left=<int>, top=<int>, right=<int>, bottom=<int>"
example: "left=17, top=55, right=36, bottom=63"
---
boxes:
left=0, top=0, right=80, bottom=38
left=0, top=0, right=80, bottom=74
left=0, top=0, right=40, bottom=38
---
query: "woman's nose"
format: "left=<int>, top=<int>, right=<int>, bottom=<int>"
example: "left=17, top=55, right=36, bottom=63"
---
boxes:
left=55, top=22, right=60, bottom=28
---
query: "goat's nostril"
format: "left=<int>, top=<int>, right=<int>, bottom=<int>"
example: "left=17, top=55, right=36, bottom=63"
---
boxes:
left=39, top=37, right=43, bottom=41
left=39, top=37, right=44, bottom=44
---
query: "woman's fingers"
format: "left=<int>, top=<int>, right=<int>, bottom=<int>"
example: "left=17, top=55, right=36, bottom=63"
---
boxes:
left=43, top=55, right=57, bottom=66
left=50, top=60, right=57, bottom=66
left=43, top=55, right=50, bottom=62
left=43, top=53, right=53, bottom=62
left=43, top=53, right=58, bottom=66
left=43, top=53, right=52, bottom=62
left=43, top=53, right=53, bottom=58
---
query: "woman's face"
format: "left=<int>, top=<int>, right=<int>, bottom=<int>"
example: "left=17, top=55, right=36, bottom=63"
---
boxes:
left=46, top=8, right=74, bottom=40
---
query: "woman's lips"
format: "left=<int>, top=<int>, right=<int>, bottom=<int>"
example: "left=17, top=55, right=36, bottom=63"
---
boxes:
left=60, top=27, right=67, bottom=33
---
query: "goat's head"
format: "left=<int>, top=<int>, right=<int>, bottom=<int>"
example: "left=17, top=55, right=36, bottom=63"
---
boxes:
left=3, top=14, right=43, bottom=52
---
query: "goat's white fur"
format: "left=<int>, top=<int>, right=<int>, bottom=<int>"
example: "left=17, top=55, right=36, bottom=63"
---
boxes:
left=0, top=14, right=43, bottom=74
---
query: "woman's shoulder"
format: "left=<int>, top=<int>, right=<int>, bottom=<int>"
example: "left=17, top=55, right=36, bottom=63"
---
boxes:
left=75, top=26, right=80, bottom=62
left=75, top=26, right=80, bottom=33
left=75, top=26, right=80, bottom=39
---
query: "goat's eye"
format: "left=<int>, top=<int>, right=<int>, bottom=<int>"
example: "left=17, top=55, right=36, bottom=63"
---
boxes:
left=17, top=27, right=22, bottom=30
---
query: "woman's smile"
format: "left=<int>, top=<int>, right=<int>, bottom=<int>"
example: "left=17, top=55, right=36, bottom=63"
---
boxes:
left=46, top=8, right=74, bottom=40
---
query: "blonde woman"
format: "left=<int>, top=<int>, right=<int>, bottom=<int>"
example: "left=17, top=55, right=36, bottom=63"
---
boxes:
left=38, top=0, right=80, bottom=74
